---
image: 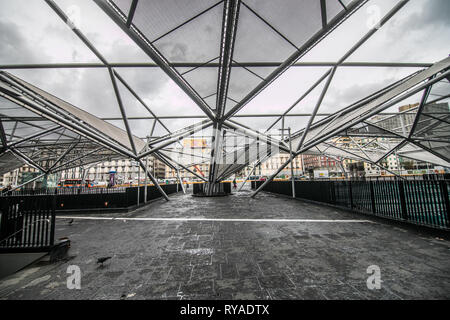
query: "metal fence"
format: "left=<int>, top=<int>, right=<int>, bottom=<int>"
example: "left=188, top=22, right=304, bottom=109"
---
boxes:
left=1, top=184, right=181, bottom=212
left=2, top=187, right=128, bottom=196
left=193, top=182, right=232, bottom=195
left=0, top=195, right=56, bottom=253
left=252, top=180, right=450, bottom=230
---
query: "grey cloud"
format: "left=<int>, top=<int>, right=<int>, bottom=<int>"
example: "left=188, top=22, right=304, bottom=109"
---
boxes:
left=321, top=76, right=401, bottom=113
left=409, top=0, right=450, bottom=28
left=156, top=42, right=188, bottom=62
left=0, top=20, right=44, bottom=64
left=388, top=0, right=450, bottom=39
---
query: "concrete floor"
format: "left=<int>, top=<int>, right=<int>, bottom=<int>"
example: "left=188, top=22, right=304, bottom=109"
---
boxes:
left=1, top=187, right=449, bottom=300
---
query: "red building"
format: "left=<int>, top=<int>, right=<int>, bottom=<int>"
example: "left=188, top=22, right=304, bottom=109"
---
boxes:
left=302, top=155, right=338, bottom=170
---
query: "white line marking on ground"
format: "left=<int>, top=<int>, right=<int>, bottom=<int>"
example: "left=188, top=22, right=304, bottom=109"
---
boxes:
left=57, top=216, right=373, bottom=223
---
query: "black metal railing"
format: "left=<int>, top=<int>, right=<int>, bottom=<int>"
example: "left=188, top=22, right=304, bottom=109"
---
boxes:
left=2, top=187, right=128, bottom=196
left=252, top=180, right=450, bottom=230
left=0, top=195, right=56, bottom=253
left=1, top=184, right=181, bottom=212
left=193, top=182, right=232, bottom=195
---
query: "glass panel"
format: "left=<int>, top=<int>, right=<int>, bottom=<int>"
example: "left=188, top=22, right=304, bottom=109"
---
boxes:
left=299, top=0, right=395, bottom=63
left=326, top=0, right=345, bottom=23
left=153, top=2, right=222, bottom=63
left=0, top=0, right=98, bottom=64
left=180, top=66, right=219, bottom=105
left=319, top=67, right=423, bottom=114
left=232, top=4, right=296, bottom=63
left=9, top=69, right=123, bottom=118
left=112, top=0, right=133, bottom=17
left=227, top=67, right=263, bottom=103
left=237, top=67, right=330, bottom=115
left=113, top=68, right=204, bottom=116
left=244, top=0, right=322, bottom=48
left=347, top=0, right=448, bottom=63
left=55, top=0, right=153, bottom=63
left=132, top=0, right=215, bottom=42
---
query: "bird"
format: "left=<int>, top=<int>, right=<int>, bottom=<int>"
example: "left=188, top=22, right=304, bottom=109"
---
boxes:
left=97, top=256, right=112, bottom=266
left=68, top=219, right=74, bottom=225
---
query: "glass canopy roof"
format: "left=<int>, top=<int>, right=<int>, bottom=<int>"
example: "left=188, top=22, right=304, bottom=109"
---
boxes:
left=0, top=0, right=449, bottom=189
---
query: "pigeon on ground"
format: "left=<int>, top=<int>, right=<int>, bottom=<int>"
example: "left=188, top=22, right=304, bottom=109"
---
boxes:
left=68, top=219, right=74, bottom=225
left=97, top=256, right=112, bottom=266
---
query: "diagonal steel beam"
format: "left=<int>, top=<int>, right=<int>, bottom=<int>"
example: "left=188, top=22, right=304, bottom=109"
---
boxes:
left=320, top=0, right=327, bottom=29
left=47, top=140, right=80, bottom=171
left=9, top=173, right=47, bottom=192
left=295, top=66, right=336, bottom=152
left=0, top=72, right=138, bottom=154
left=363, top=119, right=450, bottom=164
left=50, top=147, right=105, bottom=172
left=9, top=148, right=46, bottom=173
left=408, top=78, right=434, bottom=139
left=0, top=119, right=8, bottom=151
left=157, top=151, right=208, bottom=182
left=321, top=141, right=406, bottom=179
left=301, top=67, right=450, bottom=152
left=136, top=158, right=169, bottom=201
left=266, top=69, right=332, bottom=132
left=113, top=70, right=171, bottom=135
left=46, top=0, right=148, bottom=157
left=45, top=0, right=108, bottom=65
left=108, top=67, right=138, bottom=154
left=216, top=0, right=240, bottom=119
left=138, top=121, right=213, bottom=159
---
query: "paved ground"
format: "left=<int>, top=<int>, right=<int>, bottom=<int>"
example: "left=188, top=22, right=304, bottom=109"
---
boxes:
left=1, top=186, right=449, bottom=300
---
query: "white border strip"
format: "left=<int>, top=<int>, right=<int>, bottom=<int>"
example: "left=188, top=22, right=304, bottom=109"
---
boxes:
left=57, top=216, right=372, bottom=223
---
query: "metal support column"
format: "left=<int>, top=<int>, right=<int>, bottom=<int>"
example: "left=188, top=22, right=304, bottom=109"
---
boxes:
left=176, top=169, right=186, bottom=194
left=137, top=158, right=169, bottom=201
left=288, top=128, right=296, bottom=198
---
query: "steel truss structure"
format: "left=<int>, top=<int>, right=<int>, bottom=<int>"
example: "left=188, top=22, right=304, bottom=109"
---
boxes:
left=0, top=0, right=449, bottom=198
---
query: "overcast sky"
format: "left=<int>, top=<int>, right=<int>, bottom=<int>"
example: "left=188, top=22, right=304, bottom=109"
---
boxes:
left=0, top=0, right=449, bottom=138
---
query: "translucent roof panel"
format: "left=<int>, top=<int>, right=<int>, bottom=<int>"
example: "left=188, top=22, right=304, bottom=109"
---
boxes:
left=111, top=0, right=133, bottom=17
left=3, top=71, right=146, bottom=152
left=244, top=0, right=322, bottom=48
left=236, top=67, right=330, bottom=115
left=0, top=0, right=99, bottom=64
left=132, top=0, right=216, bottom=42
left=9, top=68, right=123, bottom=118
left=113, top=68, right=205, bottom=116
left=227, top=67, right=263, bottom=104
left=179, top=65, right=219, bottom=107
left=347, top=0, right=450, bottom=63
left=326, top=0, right=345, bottom=23
left=319, top=67, right=423, bottom=114
left=115, top=78, right=155, bottom=118
left=1, top=0, right=449, bottom=176
left=54, top=0, right=153, bottom=63
left=398, top=143, right=450, bottom=167
left=152, top=2, right=223, bottom=63
left=299, top=0, right=397, bottom=63
left=232, top=3, right=296, bottom=63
